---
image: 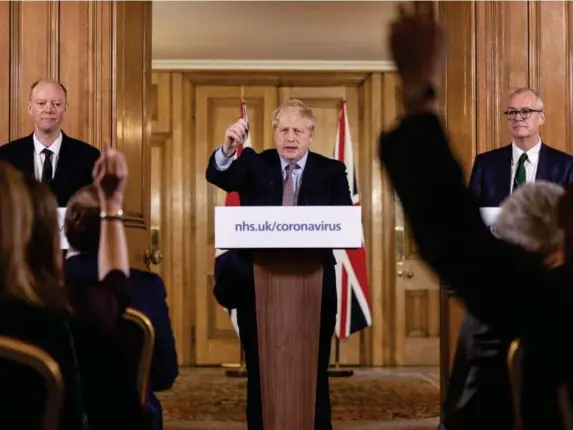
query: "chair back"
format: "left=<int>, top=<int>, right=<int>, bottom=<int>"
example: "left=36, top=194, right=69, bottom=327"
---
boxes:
left=508, top=339, right=523, bottom=429
left=0, top=336, right=64, bottom=430
left=115, top=308, right=155, bottom=407
left=557, top=382, right=573, bottom=429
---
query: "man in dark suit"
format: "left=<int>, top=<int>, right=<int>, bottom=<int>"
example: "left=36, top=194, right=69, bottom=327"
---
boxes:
left=444, top=88, right=573, bottom=428
left=469, top=88, right=573, bottom=207
left=0, top=79, right=100, bottom=207
left=206, top=99, right=352, bottom=430
left=63, top=184, right=179, bottom=430
left=379, top=4, right=573, bottom=429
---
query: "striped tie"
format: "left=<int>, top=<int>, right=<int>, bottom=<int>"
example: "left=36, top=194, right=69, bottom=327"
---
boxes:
left=282, top=163, right=298, bottom=206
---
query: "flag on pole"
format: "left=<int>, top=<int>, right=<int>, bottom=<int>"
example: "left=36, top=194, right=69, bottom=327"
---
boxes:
left=214, top=99, right=252, bottom=338
left=333, top=100, right=372, bottom=339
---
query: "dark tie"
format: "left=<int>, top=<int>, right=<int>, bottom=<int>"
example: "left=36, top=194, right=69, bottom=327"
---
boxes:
left=41, top=148, right=53, bottom=184
left=512, top=153, right=528, bottom=191
left=282, top=163, right=298, bottom=206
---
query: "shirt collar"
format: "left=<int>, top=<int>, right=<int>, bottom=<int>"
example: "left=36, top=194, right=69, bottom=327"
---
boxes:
left=279, top=150, right=309, bottom=172
left=33, top=132, right=63, bottom=156
left=511, top=139, right=542, bottom=165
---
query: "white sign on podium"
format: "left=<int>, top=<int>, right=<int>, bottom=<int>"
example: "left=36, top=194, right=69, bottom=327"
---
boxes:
left=479, top=207, right=501, bottom=236
left=215, top=206, right=362, bottom=249
left=57, top=208, right=69, bottom=250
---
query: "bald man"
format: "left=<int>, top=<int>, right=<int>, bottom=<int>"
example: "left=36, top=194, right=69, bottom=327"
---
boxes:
left=0, top=79, right=100, bottom=206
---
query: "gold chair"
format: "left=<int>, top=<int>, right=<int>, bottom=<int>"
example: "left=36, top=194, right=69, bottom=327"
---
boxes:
left=0, top=336, right=64, bottom=430
left=507, top=339, right=523, bottom=429
left=119, top=308, right=155, bottom=407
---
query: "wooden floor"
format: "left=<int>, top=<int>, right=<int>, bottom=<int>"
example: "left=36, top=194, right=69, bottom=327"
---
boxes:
left=164, top=366, right=441, bottom=430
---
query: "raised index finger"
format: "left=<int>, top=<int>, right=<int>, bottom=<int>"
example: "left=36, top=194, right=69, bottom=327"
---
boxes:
left=414, top=1, right=436, bottom=21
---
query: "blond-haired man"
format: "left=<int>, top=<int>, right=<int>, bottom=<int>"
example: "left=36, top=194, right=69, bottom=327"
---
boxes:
left=207, top=99, right=352, bottom=430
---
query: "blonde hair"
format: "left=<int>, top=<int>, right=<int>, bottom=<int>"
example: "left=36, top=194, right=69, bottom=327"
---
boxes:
left=0, top=163, right=36, bottom=304
left=495, top=181, right=564, bottom=256
left=271, top=99, right=316, bottom=132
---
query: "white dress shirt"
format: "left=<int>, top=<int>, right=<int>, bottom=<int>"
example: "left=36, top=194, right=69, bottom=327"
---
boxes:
left=510, top=139, right=541, bottom=194
left=33, top=132, right=63, bottom=181
left=213, top=146, right=309, bottom=198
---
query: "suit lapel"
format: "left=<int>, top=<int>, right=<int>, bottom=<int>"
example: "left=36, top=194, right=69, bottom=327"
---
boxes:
left=266, top=150, right=283, bottom=205
left=51, top=133, right=72, bottom=189
left=297, top=152, right=317, bottom=206
left=491, top=144, right=513, bottom=203
left=535, top=143, right=552, bottom=181
left=20, top=134, right=35, bottom=175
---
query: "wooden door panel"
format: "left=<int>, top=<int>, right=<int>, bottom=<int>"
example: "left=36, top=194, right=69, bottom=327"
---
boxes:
left=395, top=198, right=440, bottom=365
left=278, top=86, right=362, bottom=366
left=194, top=85, right=278, bottom=365
left=114, top=2, right=152, bottom=270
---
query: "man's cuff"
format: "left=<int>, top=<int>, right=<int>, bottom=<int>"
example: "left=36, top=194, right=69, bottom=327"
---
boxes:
left=214, top=146, right=235, bottom=171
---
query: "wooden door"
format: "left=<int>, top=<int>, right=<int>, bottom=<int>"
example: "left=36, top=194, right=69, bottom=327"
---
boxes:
left=149, top=72, right=195, bottom=365
left=394, top=199, right=440, bottom=365
left=115, top=2, right=152, bottom=270
left=374, top=73, right=440, bottom=366
left=194, top=84, right=278, bottom=364
left=278, top=85, right=362, bottom=366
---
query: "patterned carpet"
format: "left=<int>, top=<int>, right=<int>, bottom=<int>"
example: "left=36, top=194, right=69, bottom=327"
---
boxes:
left=158, top=368, right=440, bottom=423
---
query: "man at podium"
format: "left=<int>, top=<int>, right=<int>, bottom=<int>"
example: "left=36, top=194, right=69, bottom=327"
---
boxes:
left=207, top=99, right=352, bottom=430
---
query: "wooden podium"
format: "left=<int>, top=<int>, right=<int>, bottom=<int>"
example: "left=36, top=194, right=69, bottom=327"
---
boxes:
left=254, top=249, right=324, bottom=430
left=214, top=205, right=363, bottom=430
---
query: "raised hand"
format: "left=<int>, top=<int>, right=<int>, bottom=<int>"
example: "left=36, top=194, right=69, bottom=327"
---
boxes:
left=222, top=118, right=249, bottom=157
left=92, top=139, right=128, bottom=205
left=389, top=2, right=446, bottom=89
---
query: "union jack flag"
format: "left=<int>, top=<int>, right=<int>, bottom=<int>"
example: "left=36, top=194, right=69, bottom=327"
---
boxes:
left=333, top=100, right=372, bottom=339
left=214, top=99, right=252, bottom=338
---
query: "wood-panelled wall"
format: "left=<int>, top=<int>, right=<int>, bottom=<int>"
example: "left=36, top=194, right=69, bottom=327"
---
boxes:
left=0, top=1, right=152, bottom=268
left=439, top=0, right=573, bottom=394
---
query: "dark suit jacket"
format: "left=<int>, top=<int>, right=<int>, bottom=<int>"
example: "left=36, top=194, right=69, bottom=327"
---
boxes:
left=469, top=143, right=573, bottom=207
left=65, top=254, right=179, bottom=428
left=379, top=113, right=573, bottom=430
left=0, top=132, right=100, bottom=206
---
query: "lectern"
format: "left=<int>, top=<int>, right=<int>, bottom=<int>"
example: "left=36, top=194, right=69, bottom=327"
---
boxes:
left=215, top=205, right=362, bottom=430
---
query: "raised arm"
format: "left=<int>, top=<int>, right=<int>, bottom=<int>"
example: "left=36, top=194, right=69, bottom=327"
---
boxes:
left=205, top=118, right=251, bottom=192
left=378, top=2, right=548, bottom=337
left=92, top=141, right=129, bottom=280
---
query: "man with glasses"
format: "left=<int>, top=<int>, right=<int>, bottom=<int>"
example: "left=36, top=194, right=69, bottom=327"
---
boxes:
left=441, top=88, right=573, bottom=430
left=469, top=88, right=573, bottom=205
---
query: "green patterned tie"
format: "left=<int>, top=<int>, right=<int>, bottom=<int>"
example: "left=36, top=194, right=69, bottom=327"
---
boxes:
left=512, top=153, right=529, bottom=191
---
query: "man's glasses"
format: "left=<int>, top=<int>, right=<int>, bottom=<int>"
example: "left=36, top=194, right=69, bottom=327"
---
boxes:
left=504, top=108, right=543, bottom=120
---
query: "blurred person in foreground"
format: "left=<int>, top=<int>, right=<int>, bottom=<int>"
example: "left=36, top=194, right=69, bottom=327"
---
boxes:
left=64, top=184, right=179, bottom=430
left=441, top=181, right=566, bottom=429
left=0, top=143, right=134, bottom=429
left=378, top=2, right=573, bottom=429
